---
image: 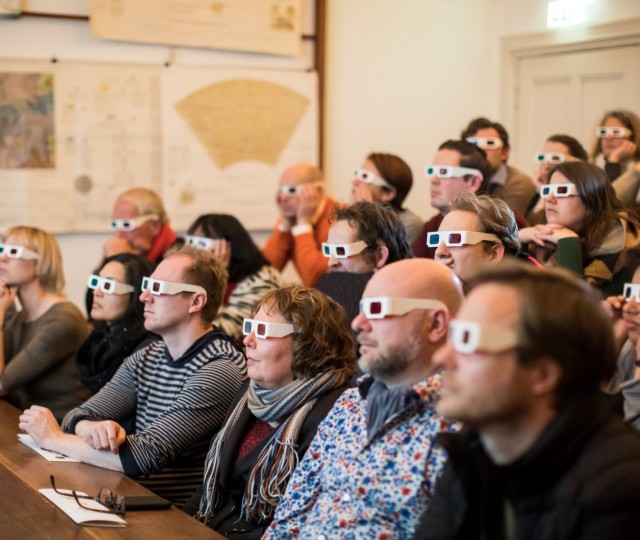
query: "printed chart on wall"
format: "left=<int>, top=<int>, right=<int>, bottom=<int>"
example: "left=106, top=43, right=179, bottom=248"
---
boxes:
left=162, top=66, right=318, bottom=230
left=0, top=59, right=160, bottom=232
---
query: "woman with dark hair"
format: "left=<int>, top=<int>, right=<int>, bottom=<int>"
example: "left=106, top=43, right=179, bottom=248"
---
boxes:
left=591, top=109, right=640, bottom=205
left=519, top=161, right=640, bottom=295
left=350, top=152, right=424, bottom=244
left=184, top=285, right=355, bottom=538
left=77, top=253, right=156, bottom=394
left=526, top=133, right=588, bottom=225
left=186, top=214, right=282, bottom=342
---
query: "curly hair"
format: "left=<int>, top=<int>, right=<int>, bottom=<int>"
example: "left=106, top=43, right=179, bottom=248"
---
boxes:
left=252, top=285, right=356, bottom=380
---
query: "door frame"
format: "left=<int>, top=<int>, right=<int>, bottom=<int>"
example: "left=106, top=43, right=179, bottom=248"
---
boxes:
left=500, top=16, right=640, bottom=138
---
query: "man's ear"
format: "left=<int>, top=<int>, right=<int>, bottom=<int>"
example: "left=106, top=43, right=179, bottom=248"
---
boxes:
left=488, top=243, right=505, bottom=263
left=469, top=174, right=483, bottom=193
left=188, top=292, right=208, bottom=314
left=501, top=146, right=510, bottom=163
left=427, top=309, right=449, bottom=343
left=529, top=356, right=562, bottom=398
left=375, top=245, right=390, bottom=269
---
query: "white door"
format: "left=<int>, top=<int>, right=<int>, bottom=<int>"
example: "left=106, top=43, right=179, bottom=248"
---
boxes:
left=511, top=44, right=640, bottom=174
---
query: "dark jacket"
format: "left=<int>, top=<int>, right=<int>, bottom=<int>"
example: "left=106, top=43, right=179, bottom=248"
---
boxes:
left=183, top=383, right=349, bottom=540
left=415, top=396, right=640, bottom=540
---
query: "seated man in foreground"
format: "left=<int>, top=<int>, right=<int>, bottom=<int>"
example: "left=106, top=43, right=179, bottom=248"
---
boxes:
left=19, top=246, right=247, bottom=507
left=265, top=259, right=462, bottom=538
left=416, top=262, right=640, bottom=538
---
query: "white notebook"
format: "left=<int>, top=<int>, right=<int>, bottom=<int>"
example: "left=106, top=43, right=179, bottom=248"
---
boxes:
left=18, top=434, right=80, bottom=462
left=40, top=488, right=127, bottom=527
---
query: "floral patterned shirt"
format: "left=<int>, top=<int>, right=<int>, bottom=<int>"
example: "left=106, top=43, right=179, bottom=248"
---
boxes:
left=263, top=374, right=458, bottom=540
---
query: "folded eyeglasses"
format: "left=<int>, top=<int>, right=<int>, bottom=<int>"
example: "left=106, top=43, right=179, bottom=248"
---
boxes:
left=322, top=241, right=368, bottom=258
left=539, top=183, right=577, bottom=198
left=448, top=320, right=519, bottom=354
left=243, top=318, right=296, bottom=339
left=0, top=243, right=40, bottom=261
left=87, top=274, right=134, bottom=295
left=426, top=231, right=501, bottom=248
left=50, top=475, right=126, bottom=516
left=141, top=277, right=206, bottom=296
left=109, top=214, right=159, bottom=232
left=425, top=165, right=482, bottom=179
left=359, top=297, right=447, bottom=320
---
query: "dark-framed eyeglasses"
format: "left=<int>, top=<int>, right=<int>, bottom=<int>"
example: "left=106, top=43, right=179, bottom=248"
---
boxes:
left=50, top=475, right=126, bottom=516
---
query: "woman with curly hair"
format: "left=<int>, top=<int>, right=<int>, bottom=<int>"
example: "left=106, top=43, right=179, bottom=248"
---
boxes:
left=184, top=285, right=355, bottom=538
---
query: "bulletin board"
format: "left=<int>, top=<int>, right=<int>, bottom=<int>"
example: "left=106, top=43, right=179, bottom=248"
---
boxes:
left=0, top=0, right=325, bottom=232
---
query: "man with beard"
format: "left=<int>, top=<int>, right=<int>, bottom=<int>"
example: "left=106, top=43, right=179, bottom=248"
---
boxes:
left=264, top=259, right=462, bottom=539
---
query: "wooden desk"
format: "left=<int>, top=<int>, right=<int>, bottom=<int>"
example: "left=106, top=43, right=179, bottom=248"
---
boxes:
left=0, top=399, right=224, bottom=539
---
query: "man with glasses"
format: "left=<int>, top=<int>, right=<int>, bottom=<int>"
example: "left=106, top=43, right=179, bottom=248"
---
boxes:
left=19, top=246, right=247, bottom=507
left=104, top=187, right=177, bottom=263
left=265, top=259, right=462, bottom=539
left=262, top=163, right=338, bottom=286
left=412, top=139, right=489, bottom=259
left=415, top=262, right=640, bottom=539
left=461, top=117, right=536, bottom=216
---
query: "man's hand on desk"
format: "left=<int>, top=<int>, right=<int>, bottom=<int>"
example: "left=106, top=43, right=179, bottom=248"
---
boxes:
left=75, top=419, right=126, bottom=454
left=18, top=405, right=64, bottom=449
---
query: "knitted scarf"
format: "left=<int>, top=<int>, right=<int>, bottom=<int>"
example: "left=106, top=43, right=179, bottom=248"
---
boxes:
left=197, top=370, right=349, bottom=523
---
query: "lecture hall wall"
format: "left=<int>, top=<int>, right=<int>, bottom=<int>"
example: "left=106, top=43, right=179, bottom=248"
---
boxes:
left=1, top=0, right=640, bottom=310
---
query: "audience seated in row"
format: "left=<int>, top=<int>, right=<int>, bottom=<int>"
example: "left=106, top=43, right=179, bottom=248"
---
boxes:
left=20, top=246, right=247, bottom=506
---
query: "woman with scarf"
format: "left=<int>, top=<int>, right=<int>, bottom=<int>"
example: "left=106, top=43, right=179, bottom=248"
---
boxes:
left=76, top=253, right=156, bottom=394
left=184, top=285, right=355, bottom=538
left=519, top=161, right=640, bottom=296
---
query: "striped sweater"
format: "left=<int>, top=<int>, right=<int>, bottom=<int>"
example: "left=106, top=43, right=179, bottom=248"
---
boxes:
left=62, top=329, right=247, bottom=506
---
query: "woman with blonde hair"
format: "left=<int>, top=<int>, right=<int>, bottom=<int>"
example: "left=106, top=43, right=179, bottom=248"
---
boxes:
left=0, top=226, right=90, bottom=420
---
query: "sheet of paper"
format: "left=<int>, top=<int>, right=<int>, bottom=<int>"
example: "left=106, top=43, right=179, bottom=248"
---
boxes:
left=40, top=488, right=126, bottom=527
left=18, top=433, right=80, bottom=462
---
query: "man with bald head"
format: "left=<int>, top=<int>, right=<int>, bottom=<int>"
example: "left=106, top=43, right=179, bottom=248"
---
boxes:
left=265, top=259, right=463, bottom=539
left=262, top=163, right=339, bottom=286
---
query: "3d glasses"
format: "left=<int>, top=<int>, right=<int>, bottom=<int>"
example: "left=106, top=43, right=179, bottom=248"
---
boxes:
left=466, top=137, right=504, bottom=149
left=533, top=152, right=576, bottom=164
left=353, top=168, right=395, bottom=190
left=539, top=183, right=577, bottom=198
left=596, top=126, right=632, bottom=138
left=278, top=184, right=300, bottom=196
left=243, top=318, right=296, bottom=339
left=426, top=231, right=501, bottom=248
left=87, top=274, right=134, bottom=295
left=425, top=165, right=482, bottom=179
left=322, top=241, right=368, bottom=258
left=0, top=243, right=40, bottom=260
left=448, top=320, right=519, bottom=354
left=141, top=277, right=206, bottom=296
left=110, top=214, right=159, bottom=232
left=623, top=283, right=640, bottom=302
left=184, top=235, right=216, bottom=250
left=359, top=297, right=447, bottom=320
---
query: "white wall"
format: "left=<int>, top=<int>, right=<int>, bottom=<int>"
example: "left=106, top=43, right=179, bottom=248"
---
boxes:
left=4, top=0, right=640, bottom=309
